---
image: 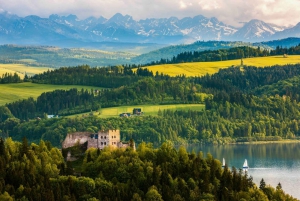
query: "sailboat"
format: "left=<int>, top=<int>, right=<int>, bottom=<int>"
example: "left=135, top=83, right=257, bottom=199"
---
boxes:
left=222, top=158, right=225, bottom=168
left=243, top=159, right=249, bottom=170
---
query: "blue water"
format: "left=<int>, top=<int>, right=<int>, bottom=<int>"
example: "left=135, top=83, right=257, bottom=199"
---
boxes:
left=185, top=143, right=300, bottom=199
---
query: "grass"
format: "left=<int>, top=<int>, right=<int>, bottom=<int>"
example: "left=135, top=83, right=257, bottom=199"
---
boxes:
left=68, top=104, right=205, bottom=118
left=0, top=82, right=98, bottom=105
left=141, top=55, right=300, bottom=77
left=0, top=64, right=53, bottom=78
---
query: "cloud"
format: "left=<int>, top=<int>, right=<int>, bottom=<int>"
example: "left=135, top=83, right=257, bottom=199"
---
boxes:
left=0, top=0, right=300, bottom=27
left=198, top=0, right=220, bottom=10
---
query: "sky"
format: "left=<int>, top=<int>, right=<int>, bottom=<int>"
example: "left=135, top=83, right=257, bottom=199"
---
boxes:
left=1, top=0, right=300, bottom=27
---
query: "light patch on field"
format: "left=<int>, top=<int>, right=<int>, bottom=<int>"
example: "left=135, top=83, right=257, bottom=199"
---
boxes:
left=141, top=55, right=300, bottom=77
left=69, top=104, right=205, bottom=118
left=0, top=82, right=97, bottom=105
left=18, top=59, right=37, bottom=63
left=0, top=64, right=53, bottom=78
left=0, top=68, right=24, bottom=78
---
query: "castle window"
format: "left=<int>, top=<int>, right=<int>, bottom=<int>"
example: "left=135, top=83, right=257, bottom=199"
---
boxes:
left=112, top=136, right=113, bottom=139
left=101, top=136, right=103, bottom=139
left=101, top=142, right=103, bottom=145
left=104, top=136, right=106, bottom=139
left=104, top=142, right=106, bottom=145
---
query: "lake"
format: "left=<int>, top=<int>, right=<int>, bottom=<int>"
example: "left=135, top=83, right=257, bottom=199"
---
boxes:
left=185, top=142, right=300, bottom=199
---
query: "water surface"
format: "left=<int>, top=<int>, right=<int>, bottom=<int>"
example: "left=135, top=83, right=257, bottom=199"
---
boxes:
left=185, top=143, right=300, bottom=199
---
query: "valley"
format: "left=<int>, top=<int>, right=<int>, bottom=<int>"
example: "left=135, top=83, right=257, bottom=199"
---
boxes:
left=1, top=2, right=300, bottom=200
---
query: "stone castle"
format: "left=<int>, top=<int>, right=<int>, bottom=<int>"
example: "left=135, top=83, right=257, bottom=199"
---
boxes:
left=62, top=129, right=132, bottom=150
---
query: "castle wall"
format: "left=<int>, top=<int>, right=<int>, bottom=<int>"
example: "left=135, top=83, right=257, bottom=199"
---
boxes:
left=62, top=132, right=92, bottom=149
left=108, top=130, right=120, bottom=148
left=62, top=130, right=131, bottom=150
left=97, top=129, right=120, bottom=149
left=87, top=137, right=98, bottom=149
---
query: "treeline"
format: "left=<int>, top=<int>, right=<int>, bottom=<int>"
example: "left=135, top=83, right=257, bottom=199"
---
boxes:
left=193, top=64, right=300, bottom=95
left=142, top=44, right=300, bottom=66
left=4, top=78, right=203, bottom=120
left=5, top=88, right=99, bottom=120
left=31, top=65, right=159, bottom=88
left=141, top=46, right=270, bottom=66
left=2, top=65, right=300, bottom=145
left=2, top=91, right=300, bottom=147
left=0, top=138, right=296, bottom=200
left=0, top=72, right=22, bottom=84
left=270, top=44, right=300, bottom=55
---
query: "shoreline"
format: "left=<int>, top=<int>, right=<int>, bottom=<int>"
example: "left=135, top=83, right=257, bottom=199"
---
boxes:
left=173, top=139, right=300, bottom=147
left=232, top=139, right=300, bottom=145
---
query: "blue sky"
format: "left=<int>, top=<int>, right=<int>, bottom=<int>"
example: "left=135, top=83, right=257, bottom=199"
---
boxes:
left=1, top=0, right=299, bottom=27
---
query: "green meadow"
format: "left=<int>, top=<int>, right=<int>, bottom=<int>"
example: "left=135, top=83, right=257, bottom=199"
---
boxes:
left=0, top=82, right=97, bottom=105
left=69, top=104, right=205, bottom=118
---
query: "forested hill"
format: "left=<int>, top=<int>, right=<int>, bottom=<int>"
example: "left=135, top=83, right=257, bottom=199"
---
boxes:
left=2, top=63, right=300, bottom=147
left=193, top=64, right=300, bottom=94
left=139, top=43, right=300, bottom=66
left=130, top=41, right=258, bottom=64
left=31, top=65, right=147, bottom=88
left=131, top=38, right=300, bottom=65
left=0, top=138, right=297, bottom=200
left=253, top=75, right=300, bottom=100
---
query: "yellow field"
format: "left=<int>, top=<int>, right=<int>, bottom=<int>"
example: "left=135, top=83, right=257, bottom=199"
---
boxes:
left=142, top=55, right=300, bottom=77
left=0, top=64, right=53, bottom=78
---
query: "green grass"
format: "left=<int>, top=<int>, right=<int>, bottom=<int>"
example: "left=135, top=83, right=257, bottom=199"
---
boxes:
left=140, top=55, right=300, bottom=77
left=0, top=82, right=98, bottom=105
left=68, top=104, right=205, bottom=118
left=0, top=64, right=53, bottom=78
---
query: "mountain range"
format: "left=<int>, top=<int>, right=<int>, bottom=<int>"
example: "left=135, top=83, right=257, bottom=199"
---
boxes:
left=1, top=9, right=300, bottom=47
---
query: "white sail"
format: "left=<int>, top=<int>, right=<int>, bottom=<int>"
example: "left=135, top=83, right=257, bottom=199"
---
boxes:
left=243, top=159, right=248, bottom=168
left=222, top=158, right=225, bottom=167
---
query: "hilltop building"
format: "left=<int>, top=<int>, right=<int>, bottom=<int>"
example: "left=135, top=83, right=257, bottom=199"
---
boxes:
left=133, top=108, right=143, bottom=115
left=62, top=129, right=134, bottom=150
left=119, top=108, right=143, bottom=117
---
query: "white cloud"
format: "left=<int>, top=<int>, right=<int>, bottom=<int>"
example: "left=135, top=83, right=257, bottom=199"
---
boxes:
left=0, top=0, right=300, bottom=27
left=198, top=0, right=220, bottom=10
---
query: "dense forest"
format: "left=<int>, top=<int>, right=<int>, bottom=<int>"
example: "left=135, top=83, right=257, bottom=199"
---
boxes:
left=0, top=138, right=297, bottom=200
left=2, top=63, right=300, bottom=146
left=1, top=42, right=300, bottom=200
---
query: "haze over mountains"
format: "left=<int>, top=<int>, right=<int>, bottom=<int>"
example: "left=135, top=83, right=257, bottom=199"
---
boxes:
left=1, top=9, right=300, bottom=47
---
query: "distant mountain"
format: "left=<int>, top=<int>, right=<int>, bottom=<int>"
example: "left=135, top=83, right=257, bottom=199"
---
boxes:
left=273, top=22, right=300, bottom=40
left=1, top=10, right=300, bottom=48
left=232, top=20, right=277, bottom=41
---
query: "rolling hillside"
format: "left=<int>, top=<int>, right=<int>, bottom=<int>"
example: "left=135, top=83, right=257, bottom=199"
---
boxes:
left=0, top=64, right=53, bottom=78
left=0, top=45, right=137, bottom=68
left=140, top=55, right=300, bottom=77
left=68, top=104, right=205, bottom=118
left=0, top=82, right=97, bottom=105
